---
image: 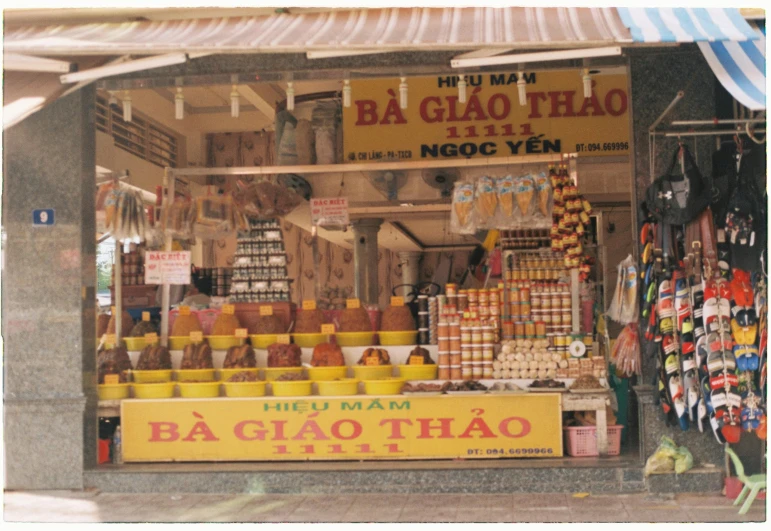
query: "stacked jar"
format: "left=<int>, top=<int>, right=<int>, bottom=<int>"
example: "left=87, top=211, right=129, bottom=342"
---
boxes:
left=460, top=317, right=474, bottom=380
left=417, top=295, right=430, bottom=345
left=481, top=322, right=495, bottom=379
left=531, top=282, right=572, bottom=336
left=449, top=315, right=462, bottom=380
left=428, top=296, right=439, bottom=345
left=437, top=320, right=450, bottom=380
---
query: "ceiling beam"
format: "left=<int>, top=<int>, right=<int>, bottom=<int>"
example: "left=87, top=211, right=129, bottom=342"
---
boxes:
left=236, top=84, right=276, bottom=121
left=452, top=48, right=517, bottom=60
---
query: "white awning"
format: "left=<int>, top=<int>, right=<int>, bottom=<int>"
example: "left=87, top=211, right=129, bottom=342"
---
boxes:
left=616, top=7, right=758, bottom=43
left=3, top=7, right=633, bottom=55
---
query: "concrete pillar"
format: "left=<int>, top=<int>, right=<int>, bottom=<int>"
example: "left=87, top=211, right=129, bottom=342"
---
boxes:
left=398, top=251, right=422, bottom=302
left=2, top=86, right=97, bottom=489
left=351, top=218, right=383, bottom=305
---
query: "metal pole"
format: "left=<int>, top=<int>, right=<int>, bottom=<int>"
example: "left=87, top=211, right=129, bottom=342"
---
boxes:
left=115, top=240, right=122, bottom=342
left=670, top=118, right=766, bottom=126
left=664, top=129, right=766, bottom=137
left=160, top=167, right=174, bottom=348
left=648, top=91, right=685, bottom=133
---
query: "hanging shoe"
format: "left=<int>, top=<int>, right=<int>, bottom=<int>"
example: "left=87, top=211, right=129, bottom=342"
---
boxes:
left=675, top=277, right=692, bottom=331
left=657, top=280, right=675, bottom=319
left=731, top=318, right=758, bottom=346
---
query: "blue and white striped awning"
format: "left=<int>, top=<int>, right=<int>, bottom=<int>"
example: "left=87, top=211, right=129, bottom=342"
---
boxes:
left=699, top=23, right=766, bottom=111
left=616, top=8, right=758, bottom=42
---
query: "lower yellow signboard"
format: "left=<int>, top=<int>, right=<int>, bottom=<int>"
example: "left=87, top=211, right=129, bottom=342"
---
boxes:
left=121, top=394, right=563, bottom=462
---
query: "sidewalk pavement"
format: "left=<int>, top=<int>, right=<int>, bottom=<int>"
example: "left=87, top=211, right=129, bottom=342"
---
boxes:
left=3, top=490, right=767, bottom=523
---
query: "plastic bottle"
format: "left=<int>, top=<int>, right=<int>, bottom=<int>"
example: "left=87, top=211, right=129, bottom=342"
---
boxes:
left=112, top=426, right=123, bottom=465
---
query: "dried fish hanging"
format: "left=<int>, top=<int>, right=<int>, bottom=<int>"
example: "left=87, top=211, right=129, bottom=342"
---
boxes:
left=104, top=185, right=148, bottom=244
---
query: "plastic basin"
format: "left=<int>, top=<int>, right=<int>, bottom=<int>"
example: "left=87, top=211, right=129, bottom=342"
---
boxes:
left=218, top=368, right=260, bottom=382
left=378, top=330, right=418, bottom=346
left=363, top=377, right=406, bottom=395
left=250, top=334, right=278, bottom=349
left=179, top=381, right=221, bottom=398
left=335, top=332, right=375, bottom=347
left=168, top=336, right=193, bottom=350
left=397, top=364, right=438, bottom=380
left=271, top=380, right=312, bottom=397
left=292, top=333, right=329, bottom=348
left=124, top=337, right=146, bottom=351
left=131, top=369, right=173, bottom=383
left=307, top=366, right=348, bottom=381
left=174, top=369, right=216, bottom=382
left=223, top=381, right=267, bottom=397
left=133, top=382, right=176, bottom=399
left=206, top=335, right=244, bottom=350
left=263, top=367, right=304, bottom=381
left=97, top=383, right=130, bottom=400
left=317, top=378, right=359, bottom=396
left=352, top=365, right=393, bottom=380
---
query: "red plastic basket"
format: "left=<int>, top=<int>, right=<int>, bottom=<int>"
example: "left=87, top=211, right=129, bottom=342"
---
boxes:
left=564, top=425, right=623, bottom=457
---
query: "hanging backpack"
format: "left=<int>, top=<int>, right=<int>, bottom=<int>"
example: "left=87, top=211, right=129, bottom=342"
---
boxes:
left=645, top=144, right=711, bottom=226
left=726, top=145, right=766, bottom=272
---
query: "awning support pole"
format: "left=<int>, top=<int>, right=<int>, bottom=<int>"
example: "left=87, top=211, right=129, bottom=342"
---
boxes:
left=160, top=167, right=174, bottom=349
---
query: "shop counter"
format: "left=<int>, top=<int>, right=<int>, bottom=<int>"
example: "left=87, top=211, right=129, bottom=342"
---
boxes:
left=117, top=392, right=564, bottom=462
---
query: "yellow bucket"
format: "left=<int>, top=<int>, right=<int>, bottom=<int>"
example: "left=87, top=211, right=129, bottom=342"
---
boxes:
left=397, top=364, right=438, bottom=380
left=168, top=336, right=193, bottom=350
left=352, top=365, right=393, bottom=380
left=131, top=369, right=173, bottom=383
left=335, top=332, right=374, bottom=347
left=316, top=378, right=359, bottom=396
left=250, top=334, right=278, bottom=349
left=218, top=368, right=260, bottom=382
left=307, top=366, right=348, bottom=381
left=174, top=369, right=216, bottom=382
left=378, top=330, right=418, bottom=346
left=271, top=380, right=312, bottom=397
left=133, top=382, right=176, bottom=399
left=292, top=333, right=329, bottom=348
left=206, top=335, right=244, bottom=350
left=222, top=381, right=267, bottom=398
left=97, top=383, right=130, bottom=400
left=363, top=378, right=405, bottom=395
left=178, top=381, right=221, bottom=398
left=123, top=337, right=146, bottom=351
left=263, top=367, right=304, bottom=381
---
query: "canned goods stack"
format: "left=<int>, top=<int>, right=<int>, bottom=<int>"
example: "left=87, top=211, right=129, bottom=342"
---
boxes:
left=428, top=296, right=439, bottom=345
left=504, top=251, right=567, bottom=283
left=449, top=316, right=462, bottom=380
left=437, top=320, right=450, bottom=380
left=417, top=295, right=430, bottom=345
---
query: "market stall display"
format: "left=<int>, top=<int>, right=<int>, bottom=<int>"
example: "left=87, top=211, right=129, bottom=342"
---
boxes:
left=230, top=218, right=292, bottom=303
left=180, top=342, right=214, bottom=370
left=135, top=345, right=172, bottom=371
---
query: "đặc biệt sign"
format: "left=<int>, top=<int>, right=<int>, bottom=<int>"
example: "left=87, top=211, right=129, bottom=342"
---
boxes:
left=121, top=394, right=563, bottom=461
left=342, top=70, right=630, bottom=163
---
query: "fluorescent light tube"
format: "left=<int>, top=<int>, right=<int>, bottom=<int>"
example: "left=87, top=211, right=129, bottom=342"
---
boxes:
left=4, top=53, right=73, bottom=73
left=60, top=53, right=188, bottom=84
left=451, top=46, right=622, bottom=69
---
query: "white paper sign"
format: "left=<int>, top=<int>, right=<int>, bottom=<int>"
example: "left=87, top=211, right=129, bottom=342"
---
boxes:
left=310, top=197, right=349, bottom=227
left=144, top=251, right=191, bottom=285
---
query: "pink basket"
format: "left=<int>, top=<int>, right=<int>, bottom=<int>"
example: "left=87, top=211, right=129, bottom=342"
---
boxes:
left=168, top=308, right=221, bottom=336
left=564, top=425, right=623, bottom=457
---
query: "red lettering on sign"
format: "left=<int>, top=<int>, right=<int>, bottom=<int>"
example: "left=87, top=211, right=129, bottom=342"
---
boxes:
left=148, top=421, right=180, bottom=442
left=458, top=417, right=497, bottom=439
left=330, top=419, right=362, bottom=440
left=487, top=93, right=511, bottom=121
left=526, top=92, right=548, bottom=119
left=417, top=418, right=455, bottom=439
left=271, top=420, right=288, bottom=441
left=233, top=420, right=266, bottom=441
left=605, top=89, right=628, bottom=116
left=548, top=91, right=577, bottom=117
left=292, top=419, right=330, bottom=441
left=355, top=100, right=379, bottom=125
left=420, top=96, right=445, bottom=123
left=181, top=421, right=220, bottom=442
left=576, top=89, right=607, bottom=117
left=498, top=417, right=532, bottom=438
left=460, top=88, right=488, bottom=121
left=380, top=91, right=407, bottom=125
left=379, top=418, right=413, bottom=439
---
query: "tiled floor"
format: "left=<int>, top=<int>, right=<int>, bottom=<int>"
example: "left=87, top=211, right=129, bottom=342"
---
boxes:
left=3, top=490, right=766, bottom=523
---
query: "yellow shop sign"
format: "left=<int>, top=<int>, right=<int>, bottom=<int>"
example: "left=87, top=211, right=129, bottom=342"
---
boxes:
left=121, top=394, right=563, bottom=462
left=342, top=70, right=630, bottom=162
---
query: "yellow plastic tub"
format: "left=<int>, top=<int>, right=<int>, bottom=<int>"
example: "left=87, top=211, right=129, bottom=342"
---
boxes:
left=263, top=367, right=304, bottom=381
left=335, top=332, right=375, bottom=347
left=250, top=334, right=278, bottom=349
left=174, top=369, right=216, bottom=382
left=123, top=337, right=147, bottom=351
left=206, top=335, right=244, bottom=350
left=397, top=364, right=438, bottom=380
left=316, top=378, right=359, bottom=396
left=352, top=365, right=393, bottom=380
left=271, top=380, right=313, bottom=397
left=292, top=333, right=329, bottom=348
left=307, top=366, right=348, bottom=381
left=133, top=382, right=176, bottom=399
left=179, top=381, right=221, bottom=398
left=131, top=369, right=173, bottom=383
left=223, top=381, right=267, bottom=398
left=217, top=368, right=260, bottom=382
left=378, top=330, right=418, bottom=346
left=97, top=383, right=130, bottom=400
left=168, top=336, right=193, bottom=350
left=363, top=377, right=406, bottom=396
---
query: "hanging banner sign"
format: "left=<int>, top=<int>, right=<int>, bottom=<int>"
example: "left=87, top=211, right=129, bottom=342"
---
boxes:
left=144, top=251, right=191, bottom=285
left=342, top=70, right=630, bottom=162
left=121, top=393, right=562, bottom=462
left=310, top=197, right=349, bottom=226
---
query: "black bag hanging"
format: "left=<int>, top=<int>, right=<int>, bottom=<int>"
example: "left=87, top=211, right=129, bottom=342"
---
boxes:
left=726, top=143, right=766, bottom=272
left=645, top=144, right=711, bottom=226
left=709, top=142, right=739, bottom=228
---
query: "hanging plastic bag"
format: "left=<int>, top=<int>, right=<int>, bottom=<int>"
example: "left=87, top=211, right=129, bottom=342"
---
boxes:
left=673, top=446, right=694, bottom=474
left=607, top=254, right=639, bottom=324
left=644, top=435, right=678, bottom=476
left=533, top=170, right=553, bottom=224
left=233, top=179, right=303, bottom=219
left=161, top=194, right=197, bottom=241
left=496, top=174, right=515, bottom=224
left=108, top=188, right=147, bottom=244
left=513, top=174, right=536, bottom=219
left=451, top=181, right=477, bottom=235
left=194, top=194, right=237, bottom=240
left=611, top=322, right=642, bottom=377
left=475, top=175, right=498, bottom=228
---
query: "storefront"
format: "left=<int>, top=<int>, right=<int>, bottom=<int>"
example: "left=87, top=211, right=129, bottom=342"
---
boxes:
left=2, top=7, right=765, bottom=493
